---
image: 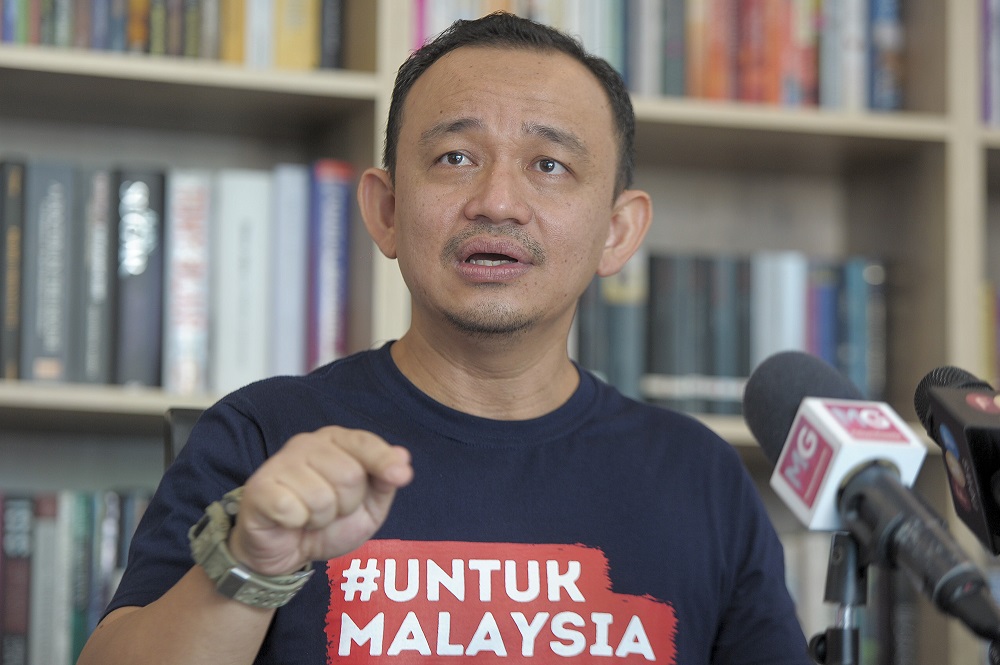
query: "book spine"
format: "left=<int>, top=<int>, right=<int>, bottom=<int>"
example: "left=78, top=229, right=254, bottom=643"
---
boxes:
left=71, top=167, right=115, bottom=384
left=165, top=0, right=184, bottom=56
left=269, top=163, right=310, bottom=377
left=0, top=162, right=24, bottom=380
left=600, top=246, right=648, bottom=400
left=72, top=0, right=91, bottom=48
left=162, top=169, right=212, bottom=394
left=199, top=0, right=219, bottom=59
left=107, top=0, right=127, bottom=51
left=868, top=0, right=903, bottom=111
left=210, top=169, right=272, bottom=394
left=126, top=0, right=150, bottom=52
left=218, top=0, right=244, bottom=63
left=69, top=493, right=93, bottom=662
left=86, top=491, right=120, bottom=635
left=275, top=0, right=319, bottom=70
left=181, top=0, right=199, bottom=56
left=112, top=169, right=166, bottom=387
left=148, top=0, right=166, bottom=55
left=307, top=159, right=353, bottom=371
left=818, top=0, right=843, bottom=108
left=244, top=0, right=272, bottom=68
left=28, top=493, right=73, bottom=665
left=2, top=496, right=32, bottom=665
left=661, top=0, right=686, bottom=96
left=90, top=0, right=109, bottom=48
left=20, top=162, right=76, bottom=383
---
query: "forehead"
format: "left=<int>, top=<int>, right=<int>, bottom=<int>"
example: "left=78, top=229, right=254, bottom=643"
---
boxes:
left=400, top=45, right=616, bottom=149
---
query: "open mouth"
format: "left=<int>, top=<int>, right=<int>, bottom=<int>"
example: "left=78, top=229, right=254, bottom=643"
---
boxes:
left=465, top=253, right=518, bottom=267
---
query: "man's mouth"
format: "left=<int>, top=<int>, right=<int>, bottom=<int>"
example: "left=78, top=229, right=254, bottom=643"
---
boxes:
left=465, top=253, right=518, bottom=267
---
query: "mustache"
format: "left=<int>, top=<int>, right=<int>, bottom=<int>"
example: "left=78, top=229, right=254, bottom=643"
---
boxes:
left=441, top=223, right=546, bottom=265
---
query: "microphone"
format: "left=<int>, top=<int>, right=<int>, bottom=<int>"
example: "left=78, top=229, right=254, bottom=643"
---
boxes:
left=914, top=366, right=1000, bottom=555
left=743, top=350, right=1000, bottom=641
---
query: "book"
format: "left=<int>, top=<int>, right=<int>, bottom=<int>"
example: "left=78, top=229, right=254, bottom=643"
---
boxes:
left=162, top=169, right=213, bottom=394
left=148, top=0, right=167, bottom=55
left=806, top=258, right=841, bottom=368
left=20, top=161, right=77, bottom=383
left=319, top=0, right=343, bottom=69
left=107, top=0, right=127, bottom=51
left=199, top=0, right=219, bottom=59
left=182, top=0, right=199, bottom=56
left=86, top=490, right=120, bottom=635
left=626, top=0, right=663, bottom=97
left=307, top=159, right=353, bottom=371
left=705, top=254, right=751, bottom=415
left=0, top=161, right=25, bottom=380
left=69, top=493, right=94, bottom=662
left=2, top=495, right=32, bottom=665
left=275, top=0, right=320, bottom=70
left=818, top=0, right=844, bottom=108
left=841, top=0, right=869, bottom=111
left=90, top=0, right=110, bottom=48
left=69, top=166, right=115, bottom=385
left=269, top=163, right=310, bottom=377
left=28, top=492, right=74, bottom=665
left=210, top=168, right=273, bottom=394
left=597, top=247, right=648, bottom=400
left=244, top=0, right=273, bottom=68
left=643, top=253, right=710, bottom=413
left=218, top=0, right=245, bottom=63
left=868, top=0, right=904, bottom=111
left=838, top=256, right=887, bottom=399
left=749, top=250, right=809, bottom=369
left=576, top=277, right=610, bottom=383
left=661, top=0, right=686, bottom=96
left=126, top=0, right=150, bottom=52
left=111, top=167, right=166, bottom=387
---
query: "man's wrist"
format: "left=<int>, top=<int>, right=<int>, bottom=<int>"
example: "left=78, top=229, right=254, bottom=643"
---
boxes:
left=189, top=487, right=314, bottom=609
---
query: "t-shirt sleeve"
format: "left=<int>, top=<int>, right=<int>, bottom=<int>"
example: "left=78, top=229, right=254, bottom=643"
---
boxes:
left=104, top=400, right=268, bottom=616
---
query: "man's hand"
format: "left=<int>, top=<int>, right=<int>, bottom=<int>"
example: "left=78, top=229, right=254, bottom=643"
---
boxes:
left=227, top=426, right=413, bottom=576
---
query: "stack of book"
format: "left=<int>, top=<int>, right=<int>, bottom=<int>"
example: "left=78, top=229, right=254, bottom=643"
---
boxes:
left=0, top=488, right=151, bottom=665
left=577, top=250, right=887, bottom=414
left=413, top=0, right=905, bottom=112
left=0, top=0, right=346, bottom=70
left=0, top=158, right=354, bottom=396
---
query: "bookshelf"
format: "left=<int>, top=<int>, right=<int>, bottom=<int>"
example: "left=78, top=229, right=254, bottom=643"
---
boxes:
left=0, top=0, right=991, bottom=662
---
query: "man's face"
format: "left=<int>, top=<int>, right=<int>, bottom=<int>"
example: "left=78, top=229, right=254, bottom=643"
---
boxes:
left=390, top=46, right=622, bottom=340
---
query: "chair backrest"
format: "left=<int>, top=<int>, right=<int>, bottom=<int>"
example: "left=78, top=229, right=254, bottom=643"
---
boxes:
left=163, top=407, right=204, bottom=470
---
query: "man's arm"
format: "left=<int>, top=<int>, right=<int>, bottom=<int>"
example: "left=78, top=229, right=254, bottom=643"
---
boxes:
left=77, top=426, right=413, bottom=665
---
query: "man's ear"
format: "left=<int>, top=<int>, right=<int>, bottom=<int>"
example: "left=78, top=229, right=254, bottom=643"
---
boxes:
left=357, top=167, right=398, bottom=259
left=597, top=188, right=652, bottom=277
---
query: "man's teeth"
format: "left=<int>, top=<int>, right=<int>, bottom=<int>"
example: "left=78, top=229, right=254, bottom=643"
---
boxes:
left=467, top=256, right=515, bottom=266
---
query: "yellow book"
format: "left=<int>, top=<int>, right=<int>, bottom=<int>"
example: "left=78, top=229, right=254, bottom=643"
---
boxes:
left=275, top=0, right=320, bottom=70
left=219, top=0, right=245, bottom=64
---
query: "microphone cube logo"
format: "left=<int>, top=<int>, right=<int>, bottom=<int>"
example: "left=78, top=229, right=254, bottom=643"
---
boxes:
left=823, top=403, right=909, bottom=442
left=777, top=417, right=833, bottom=509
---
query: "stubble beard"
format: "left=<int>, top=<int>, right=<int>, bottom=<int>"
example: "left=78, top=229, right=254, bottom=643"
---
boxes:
left=443, top=294, right=537, bottom=340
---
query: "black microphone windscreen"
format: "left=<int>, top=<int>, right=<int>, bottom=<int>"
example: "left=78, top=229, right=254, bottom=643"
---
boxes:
left=742, top=350, right=864, bottom=465
left=914, top=366, right=995, bottom=430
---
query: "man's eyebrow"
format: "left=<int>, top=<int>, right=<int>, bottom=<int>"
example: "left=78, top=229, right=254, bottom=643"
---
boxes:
left=418, top=117, right=484, bottom=147
left=523, top=121, right=588, bottom=156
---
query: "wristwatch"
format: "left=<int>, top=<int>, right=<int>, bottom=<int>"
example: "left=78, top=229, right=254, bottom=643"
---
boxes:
left=189, top=486, right=314, bottom=608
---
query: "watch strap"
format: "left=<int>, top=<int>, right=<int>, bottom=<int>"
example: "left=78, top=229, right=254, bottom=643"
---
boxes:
left=189, top=487, right=314, bottom=608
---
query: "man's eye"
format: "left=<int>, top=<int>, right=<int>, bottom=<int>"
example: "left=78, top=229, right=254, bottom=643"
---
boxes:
left=439, top=152, right=469, bottom=166
left=535, top=158, right=567, bottom=175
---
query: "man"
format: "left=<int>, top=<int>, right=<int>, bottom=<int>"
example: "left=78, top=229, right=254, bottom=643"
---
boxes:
left=79, top=12, right=810, bottom=665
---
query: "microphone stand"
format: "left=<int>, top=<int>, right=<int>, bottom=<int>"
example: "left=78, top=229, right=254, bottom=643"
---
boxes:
left=808, top=532, right=867, bottom=665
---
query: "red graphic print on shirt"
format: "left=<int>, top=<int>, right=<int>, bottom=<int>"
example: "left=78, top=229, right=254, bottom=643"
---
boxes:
left=325, top=540, right=677, bottom=663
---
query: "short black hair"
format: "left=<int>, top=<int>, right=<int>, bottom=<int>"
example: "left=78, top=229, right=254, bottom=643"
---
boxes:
left=383, top=11, right=636, bottom=196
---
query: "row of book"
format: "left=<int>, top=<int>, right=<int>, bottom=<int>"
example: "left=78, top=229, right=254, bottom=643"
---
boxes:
left=413, top=0, right=905, bottom=111
left=576, top=250, right=887, bottom=414
left=0, top=489, right=151, bottom=665
left=0, top=157, right=354, bottom=396
left=0, top=0, right=346, bottom=69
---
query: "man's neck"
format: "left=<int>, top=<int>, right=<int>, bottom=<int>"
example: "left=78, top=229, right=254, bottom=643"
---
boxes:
left=389, top=328, right=580, bottom=421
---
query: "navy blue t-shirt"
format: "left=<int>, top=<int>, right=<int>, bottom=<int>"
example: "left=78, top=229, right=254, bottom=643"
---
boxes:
left=109, top=343, right=810, bottom=664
